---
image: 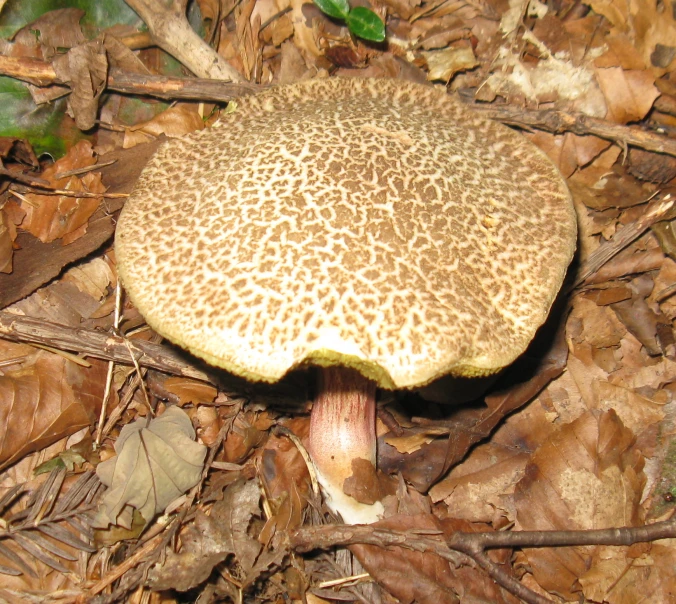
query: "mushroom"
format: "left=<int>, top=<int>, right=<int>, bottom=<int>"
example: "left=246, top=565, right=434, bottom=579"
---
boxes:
left=115, top=78, right=577, bottom=524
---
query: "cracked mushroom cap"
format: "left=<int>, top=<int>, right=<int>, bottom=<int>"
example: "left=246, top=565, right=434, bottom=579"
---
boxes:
left=115, top=77, right=577, bottom=389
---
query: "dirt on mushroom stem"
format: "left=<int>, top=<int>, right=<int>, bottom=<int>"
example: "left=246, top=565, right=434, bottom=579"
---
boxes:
left=308, top=365, right=385, bottom=524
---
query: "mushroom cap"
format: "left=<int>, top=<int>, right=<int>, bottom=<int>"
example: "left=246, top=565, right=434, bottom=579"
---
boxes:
left=115, top=77, right=577, bottom=389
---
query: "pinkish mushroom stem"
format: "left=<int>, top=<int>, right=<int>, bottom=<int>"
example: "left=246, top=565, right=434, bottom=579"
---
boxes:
left=308, top=366, right=384, bottom=524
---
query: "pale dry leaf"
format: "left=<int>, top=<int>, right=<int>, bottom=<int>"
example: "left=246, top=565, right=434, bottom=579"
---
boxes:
left=60, top=257, right=115, bottom=301
left=95, top=406, right=207, bottom=528
left=486, top=49, right=606, bottom=115
left=423, top=46, right=478, bottom=82
left=385, top=427, right=448, bottom=454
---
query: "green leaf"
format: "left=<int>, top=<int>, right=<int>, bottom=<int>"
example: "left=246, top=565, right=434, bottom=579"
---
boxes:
left=346, top=6, right=385, bottom=42
left=313, top=0, right=350, bottom=20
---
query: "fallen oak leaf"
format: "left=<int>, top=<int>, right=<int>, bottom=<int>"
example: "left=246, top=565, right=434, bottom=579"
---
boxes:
left=94, top=406, right=206, bottom=528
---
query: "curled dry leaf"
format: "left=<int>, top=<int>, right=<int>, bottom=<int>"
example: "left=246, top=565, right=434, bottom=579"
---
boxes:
left=52, top=39, right=108, bottom=131
left=0, top=345, right=105, bottom=471
left=122, top=105, right=206, bottom=149
left=95, top=406, right=207, bottom=528
left=514, top=409, right=646, bottom=600
left=19, top=140, right=105, bottom=245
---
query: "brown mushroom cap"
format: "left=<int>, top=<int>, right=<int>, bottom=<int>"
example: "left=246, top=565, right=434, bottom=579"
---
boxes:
left=115, top=78, right=577, bottom=389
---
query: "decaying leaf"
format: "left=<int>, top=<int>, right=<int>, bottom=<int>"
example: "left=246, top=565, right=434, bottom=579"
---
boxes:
left=150, top=478, right=262, bottom=591
left=95, top=406, right=207, bottom=528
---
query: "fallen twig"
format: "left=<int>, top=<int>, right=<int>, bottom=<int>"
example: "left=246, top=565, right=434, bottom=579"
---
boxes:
left=290, top=512, right=676, bottom=604
left=471, top=103, right=676, bottom=157
left=0, top=311, right=212, bottom=382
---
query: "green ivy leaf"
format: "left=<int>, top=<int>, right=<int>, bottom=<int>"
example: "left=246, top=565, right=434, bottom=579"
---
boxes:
left=313, top=0, right=350, bottom=20
left=346, top=6, right=385, bottom=42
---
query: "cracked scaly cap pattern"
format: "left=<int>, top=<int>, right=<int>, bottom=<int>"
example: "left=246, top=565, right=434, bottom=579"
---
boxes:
left=115, top=77, right=577, bottom=389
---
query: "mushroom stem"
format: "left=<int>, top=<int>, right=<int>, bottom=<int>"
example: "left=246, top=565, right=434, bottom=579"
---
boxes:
left=308, top=366, right=384, bottom=524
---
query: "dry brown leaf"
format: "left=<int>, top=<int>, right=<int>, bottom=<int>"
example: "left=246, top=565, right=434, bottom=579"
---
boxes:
left=288, top=0, right=323, bottom=59
left=591, top=381, right=665, bottom=441
left=650, top=257, right=676, bottom=320
left=0, top=210, right=14, bottom=274
left=9, top=255, right=116, bottom=329
left=123, top=105, right=205, bottom=148
left=22, top=8, right=86, bottom=53
left=52, top=39, right=108, bottom=130
left=353, top=514, right=519, bottom=604
left=352, top=514, right=460, bottom=604
left=594, top=67, right=660, bottom=123
left=277, top=40, right=311, bottom=84
left=384, top=427, right=449, bottom=454
left=579, top=542, right=676, bottom=603
left=0, top=137, right=39, bottom=171
left=430, top=442, right=529, bottom=524
left=94, top=406, right=207, bottom=528
left=594, top=33, right=650, bottom=70
left=430, top=382, right=565, bottom=522
left=261, top=418, right=311, bottom=501
left=379, top=0, right=422, bottom=20
left=514, top=409, right=645, bottom=600
left=585, top=0, right=676, bottom=73
left=163, top=376, right=218, bottom=406
left=0, top=347, right=105, bottom=470
left=19, top=141, right=104, bottom=244
left=196, top=0, right=221, bottom=22
left=571, top=296, right=626, bottom=349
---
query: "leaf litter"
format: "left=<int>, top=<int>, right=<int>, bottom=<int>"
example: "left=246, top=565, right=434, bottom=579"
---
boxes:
left=0, top=0, right=675, bottom=602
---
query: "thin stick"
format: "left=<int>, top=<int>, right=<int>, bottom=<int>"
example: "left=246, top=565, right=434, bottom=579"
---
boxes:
left=96, top=284, right=123, bottom=446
